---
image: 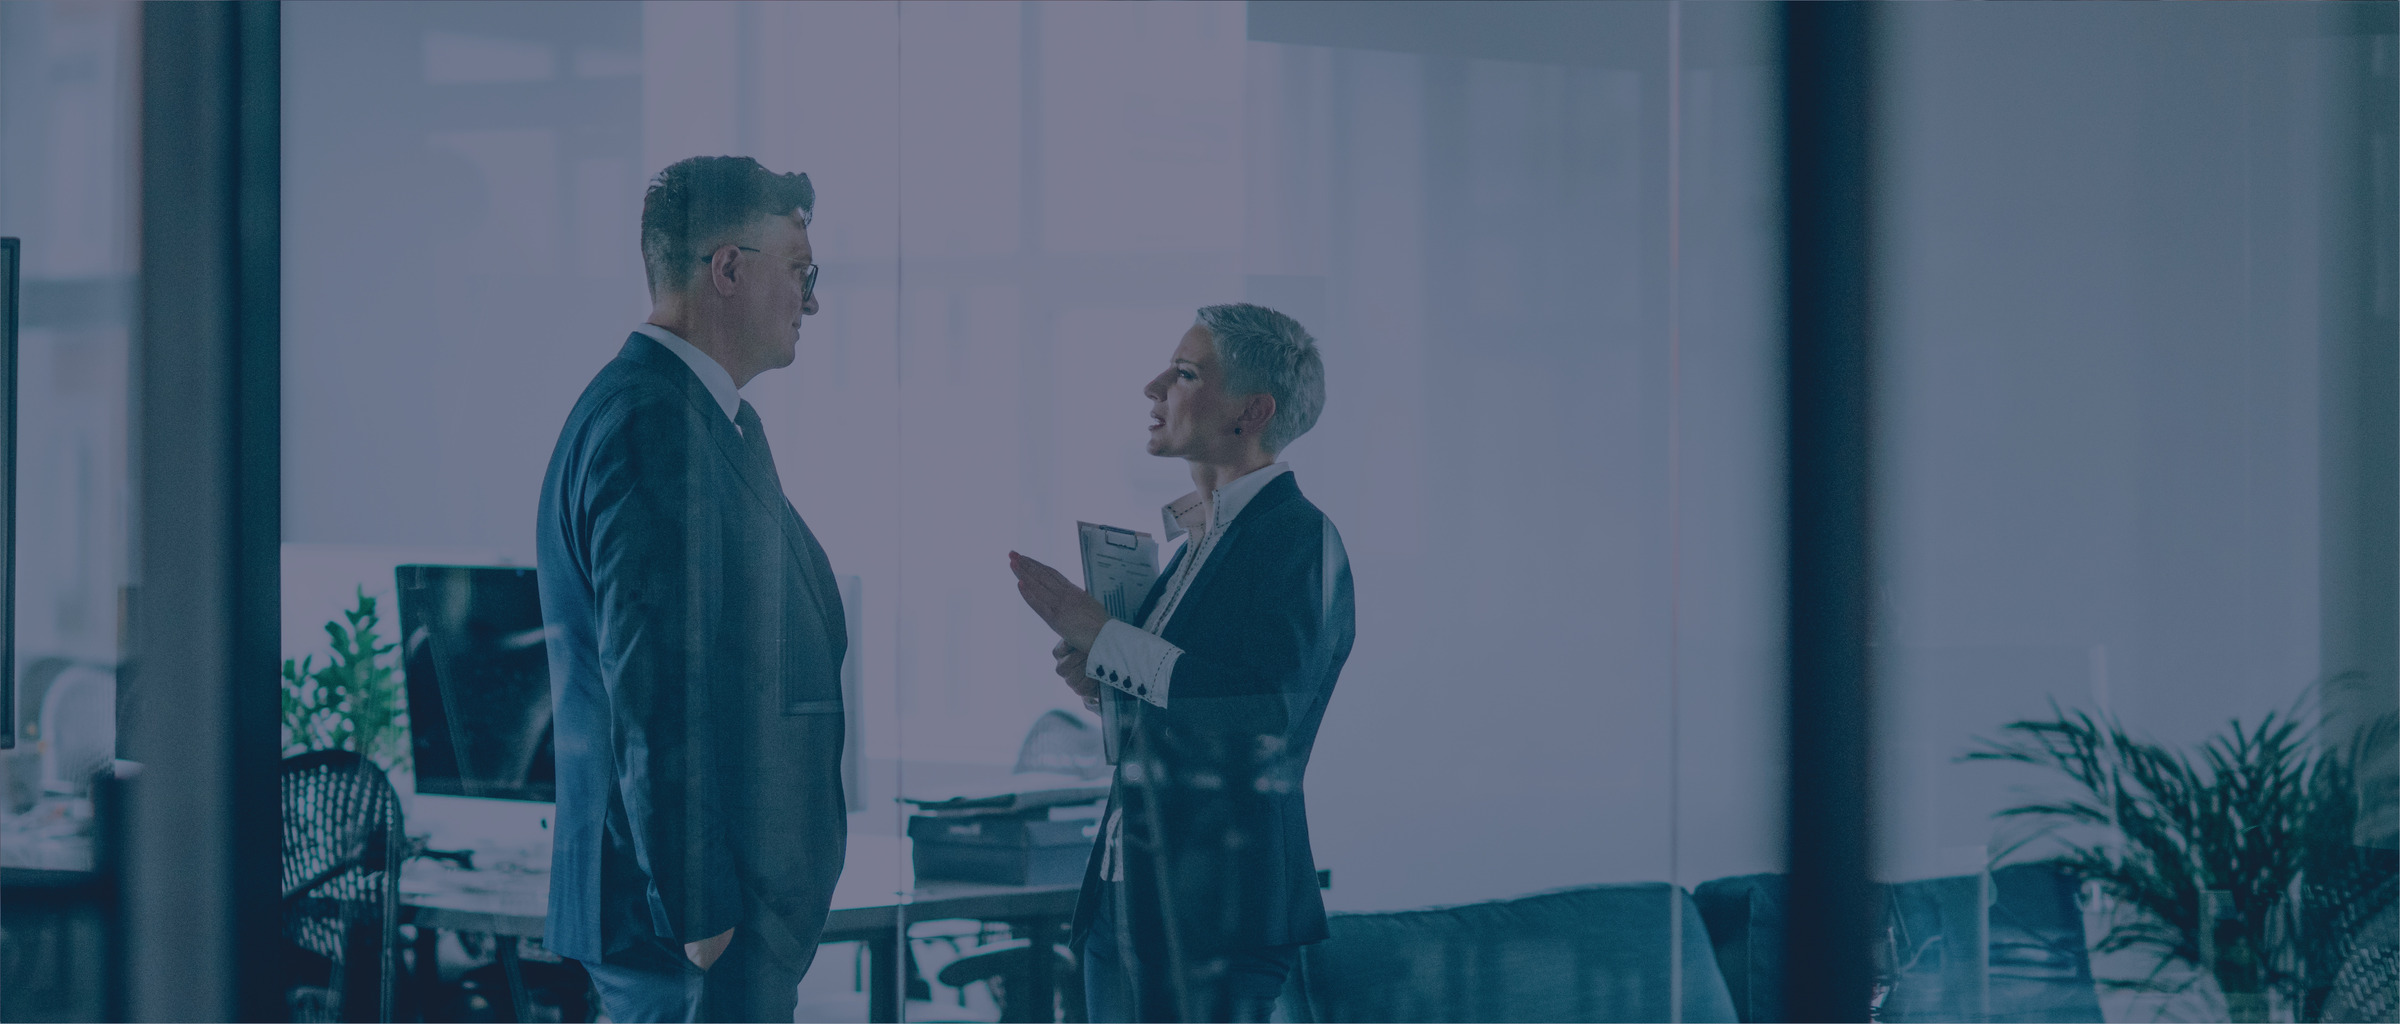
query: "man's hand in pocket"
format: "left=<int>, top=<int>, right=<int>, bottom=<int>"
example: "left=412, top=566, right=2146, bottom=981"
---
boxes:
left=686, top=928, right=735, bottom=971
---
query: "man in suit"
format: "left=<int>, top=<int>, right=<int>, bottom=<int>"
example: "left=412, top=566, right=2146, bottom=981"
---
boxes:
left=537, top=156, right=846, bottom=1023
left=1012, top=304, right=1355, bottom=1022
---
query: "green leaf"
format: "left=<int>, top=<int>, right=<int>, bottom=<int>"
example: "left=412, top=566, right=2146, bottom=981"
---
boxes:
left=1964, top=682, right=2389, bottom=1006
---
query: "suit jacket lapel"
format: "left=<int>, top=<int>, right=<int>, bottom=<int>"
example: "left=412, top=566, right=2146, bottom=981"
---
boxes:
left=787, top=513, right=845, bottom=653
left=707, top=421, right=787, bottom=527
left=1133, top=543, right=1187, bottom=625
left=1143, top=473, right=1303, bottom=637
left=619, top=334, right=793, bottom=522
left=622, top=335, right=845, bottom=649
left=728, top=437, right=844, bottom=656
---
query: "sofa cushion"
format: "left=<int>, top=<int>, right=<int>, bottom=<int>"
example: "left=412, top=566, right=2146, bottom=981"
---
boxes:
left=1691, top=873, right=1785, bottom=1023
left=1693, top=865, right=2102, bottom=1024
left=1280, top=883, right=1738, bottom=1023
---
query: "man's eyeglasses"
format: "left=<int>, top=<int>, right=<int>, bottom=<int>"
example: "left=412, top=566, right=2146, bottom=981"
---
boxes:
left=710, top=246, right=819, bottom=297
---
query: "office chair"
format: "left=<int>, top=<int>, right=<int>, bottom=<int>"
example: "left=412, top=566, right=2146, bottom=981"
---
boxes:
left=281, top=749, right=404, bottom=1023
left=12, top=655, right=74, bottom=746
left=933, top=926, right=1082, bottom=1023
left=36, top=663, right=114, bottom=795
left=2314, top=862, right=2398, bottom=1023
left=915, top=711, right=1105, bottom=1020
left=1013, top=708, right=1107, bottom=779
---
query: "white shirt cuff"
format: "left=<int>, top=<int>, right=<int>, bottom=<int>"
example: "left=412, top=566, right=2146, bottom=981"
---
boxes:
left=1085, top=619, right=1180, bottom=708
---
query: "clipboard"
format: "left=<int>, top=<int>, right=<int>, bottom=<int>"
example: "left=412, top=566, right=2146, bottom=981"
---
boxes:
left=1077, top=522, right=1158, bottom=764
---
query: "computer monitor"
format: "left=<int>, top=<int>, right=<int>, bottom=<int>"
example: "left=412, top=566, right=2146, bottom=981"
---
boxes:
left=396, top=564, right=555, bottom=802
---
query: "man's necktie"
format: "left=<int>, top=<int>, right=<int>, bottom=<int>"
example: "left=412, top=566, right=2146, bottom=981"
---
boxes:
left=735, top=400, right=783, bottom=490
left=736, top=399, right=842, bottom=625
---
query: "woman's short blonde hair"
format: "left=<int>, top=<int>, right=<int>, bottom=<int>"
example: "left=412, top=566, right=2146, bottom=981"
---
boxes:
left=1196, top=303, right=1325, bottom=454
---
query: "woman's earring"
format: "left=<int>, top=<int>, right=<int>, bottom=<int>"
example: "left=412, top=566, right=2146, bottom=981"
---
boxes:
left=1235, top=426, right=1243, bottom=436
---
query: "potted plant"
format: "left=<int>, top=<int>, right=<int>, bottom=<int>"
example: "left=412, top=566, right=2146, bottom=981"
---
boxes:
left=281, top=587, right=412, bottom=779
left=1966, top=687, right=2394, bottom=1022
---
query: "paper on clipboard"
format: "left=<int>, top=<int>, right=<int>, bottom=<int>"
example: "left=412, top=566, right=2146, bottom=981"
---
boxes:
left=1077, top=522, right=1158, bottom=764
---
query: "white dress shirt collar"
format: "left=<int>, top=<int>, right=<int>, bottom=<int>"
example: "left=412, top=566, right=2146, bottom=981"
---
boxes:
left=1160, top=462, right=1292, bottom=544
left=633, top=322, right=741, bottom=425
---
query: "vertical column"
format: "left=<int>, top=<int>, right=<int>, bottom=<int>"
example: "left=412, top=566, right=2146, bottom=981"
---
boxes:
left=1780, top=3, right=1878, bottom=1021
left=125, top=2, right=281, bottom=1020
left=3, top=236, right=15, bottom=753
left=2320, top=1, right=2400, bottom=852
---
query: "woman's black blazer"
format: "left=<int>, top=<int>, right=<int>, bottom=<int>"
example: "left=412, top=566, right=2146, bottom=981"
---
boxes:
left=1070, top=470, right=1357, bottom=952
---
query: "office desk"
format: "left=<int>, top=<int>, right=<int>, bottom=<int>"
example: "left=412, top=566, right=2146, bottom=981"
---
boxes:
left=401, top=833, right=1081, bottom=1022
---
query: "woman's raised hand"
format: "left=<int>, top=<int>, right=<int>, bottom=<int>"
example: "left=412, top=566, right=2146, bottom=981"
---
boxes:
left=1009, top=551, right=1111, bottom=652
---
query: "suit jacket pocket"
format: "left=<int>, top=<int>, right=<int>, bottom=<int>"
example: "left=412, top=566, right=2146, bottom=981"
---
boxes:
left=777, top=633, right=845, bottom=715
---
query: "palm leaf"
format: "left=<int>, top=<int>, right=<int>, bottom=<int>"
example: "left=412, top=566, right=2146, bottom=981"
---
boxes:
left=1962, top=685, right=2393, bottom=1016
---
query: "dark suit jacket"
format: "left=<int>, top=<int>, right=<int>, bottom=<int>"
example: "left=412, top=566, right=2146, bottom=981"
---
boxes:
left=1072, top=471, right=1356, bottom=953
left=536, top=334, right=849, bottom=967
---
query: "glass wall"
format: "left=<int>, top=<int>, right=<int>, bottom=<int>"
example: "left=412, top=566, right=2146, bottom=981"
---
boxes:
left=0, top=1, right=2378, bottom=1021
left=1874, top=4, right=2397, bottom=1023
left=269, top=3, right=2399, bottom=1023
left=0, top=0, right=139, bottom=865
left=279, top=2, right=1786, bottom=1020
left=0, top=2, right=140, bottom=1020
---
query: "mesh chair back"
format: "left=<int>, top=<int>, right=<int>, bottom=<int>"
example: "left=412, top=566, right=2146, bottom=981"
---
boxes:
left=281, top=749, right=404, bottom=1022
left=1013, top=709, right=1106, bottom=778
left=2315, top=865, right=2398, bottom=1023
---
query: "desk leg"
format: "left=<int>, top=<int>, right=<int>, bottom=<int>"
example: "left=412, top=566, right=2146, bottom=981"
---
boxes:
left=493, top=937, right=531, bottom=1023
left=413, top=927, right=442, bottom=1022
left=1006, top=916, right=1059, bottom=1024
left=866, top=931, right=901, bottom=1023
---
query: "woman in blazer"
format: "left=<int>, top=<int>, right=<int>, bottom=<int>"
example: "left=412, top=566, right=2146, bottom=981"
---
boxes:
left=1011, top=303, right=1356, bottom=1023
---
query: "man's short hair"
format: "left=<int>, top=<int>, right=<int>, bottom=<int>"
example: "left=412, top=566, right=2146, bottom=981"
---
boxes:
left=640, top=156, right=814, bottom=296
left=1196, top=303, right=1325, bottom=454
